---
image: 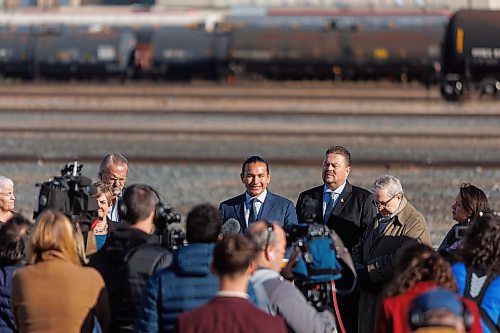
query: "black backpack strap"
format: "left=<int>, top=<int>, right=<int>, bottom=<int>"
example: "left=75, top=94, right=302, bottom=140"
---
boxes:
left=463, top=267, right=499, bottom=332
left=478, top=307, right=499, bottom=333
left=329, top=229, right=357, bottom=295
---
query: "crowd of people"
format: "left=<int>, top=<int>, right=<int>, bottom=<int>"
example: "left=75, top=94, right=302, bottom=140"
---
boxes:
left=0, top=147, right=498, bottom=333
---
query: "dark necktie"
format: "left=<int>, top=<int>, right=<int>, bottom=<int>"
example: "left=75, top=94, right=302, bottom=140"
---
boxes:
left=248, top=198, right=257, bottom=225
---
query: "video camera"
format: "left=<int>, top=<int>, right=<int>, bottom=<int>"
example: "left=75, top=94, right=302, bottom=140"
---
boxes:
left=155, top=202, right=183, bottom=251
left=287, top=197, right=356, bottom=311
left=33, top=162, right=98, bottom=235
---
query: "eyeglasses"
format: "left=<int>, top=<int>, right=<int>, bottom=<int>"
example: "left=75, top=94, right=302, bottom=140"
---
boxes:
left=373, top=194, right=398, bottom=208
left=264, top=221, right=274, bottom=254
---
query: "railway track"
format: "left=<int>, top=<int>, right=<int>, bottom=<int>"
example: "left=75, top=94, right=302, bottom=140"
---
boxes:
left=0, top=82, right=498, bottom=167
left=0, top=82, right=443, bottom=101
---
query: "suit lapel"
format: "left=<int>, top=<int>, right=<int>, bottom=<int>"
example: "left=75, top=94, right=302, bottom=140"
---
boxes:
left=258, top=192, right=275, bottom=221
left=331, top=181, right=352, bottom=217
left=235, top=194, right=246, bottom=231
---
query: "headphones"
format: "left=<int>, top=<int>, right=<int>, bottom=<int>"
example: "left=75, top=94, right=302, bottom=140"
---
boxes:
left=408, top=299, right=474, bottom=332
left=118, top=184, right=166, bottom=229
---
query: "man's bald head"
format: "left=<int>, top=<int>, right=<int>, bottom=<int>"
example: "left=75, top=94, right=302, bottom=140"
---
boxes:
left=245, top=221, right=286, bottom=272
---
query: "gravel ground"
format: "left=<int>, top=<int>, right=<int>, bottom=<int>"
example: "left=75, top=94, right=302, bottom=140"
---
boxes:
left=5, top=161, right=500, bottom=246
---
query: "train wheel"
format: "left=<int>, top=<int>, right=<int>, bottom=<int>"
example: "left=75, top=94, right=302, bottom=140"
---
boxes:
left=440, top=83, right=460, bottom=102
left=479, top=77, right=499, bottom=99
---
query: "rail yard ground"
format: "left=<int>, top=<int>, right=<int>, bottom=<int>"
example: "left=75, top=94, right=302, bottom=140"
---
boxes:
left=1, top=81, right=499, bottom=245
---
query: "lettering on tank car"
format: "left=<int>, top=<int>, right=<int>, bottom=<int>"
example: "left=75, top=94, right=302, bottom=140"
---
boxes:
left=494, top=48, right=500, bottom=59
left=97, top=45, right=116, bottom=61
left=162, top=49, right=191, bottom=59
left=231, top=50, right=273, bottom=60
left=0, top=48, right=13, bottom=61
left=471, top=47, right=493, bottom=59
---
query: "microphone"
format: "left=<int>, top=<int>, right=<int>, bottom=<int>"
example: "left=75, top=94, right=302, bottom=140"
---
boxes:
left=221, top=218, right=241, bottom=236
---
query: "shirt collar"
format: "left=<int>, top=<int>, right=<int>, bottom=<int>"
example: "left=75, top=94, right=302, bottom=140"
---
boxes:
left=245, top=189, right=268, bottom=204
left=323, top=182, right=346, bottom=195
left=217, top=291, right=249, bottom=299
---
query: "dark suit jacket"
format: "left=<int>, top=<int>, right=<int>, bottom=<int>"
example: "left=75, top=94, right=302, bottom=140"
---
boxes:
left=296, top=181, right=377, bottom=253
left=296, top=181, right=377, bottom=333
left=177, top=296, right=287, bottom=333
left=219, top=191, right=298, bottom=232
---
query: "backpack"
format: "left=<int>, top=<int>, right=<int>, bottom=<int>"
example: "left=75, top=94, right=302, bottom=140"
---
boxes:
left=463, top=267, right=499, bottom=333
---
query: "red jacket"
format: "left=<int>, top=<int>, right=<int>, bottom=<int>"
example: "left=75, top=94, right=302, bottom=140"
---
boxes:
left=178, top=296, right=287, bottom=333
left=375, top=281, right=483, bottom=333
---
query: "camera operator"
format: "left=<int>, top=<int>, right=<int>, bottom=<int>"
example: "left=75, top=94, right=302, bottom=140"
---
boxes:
left=89, top=184, right=172, bottom=333
left=246, top=221, right=337, bottom=333
left=98, top=153, right=128, bottom=223
left=137, top=203, right=221, bottom=333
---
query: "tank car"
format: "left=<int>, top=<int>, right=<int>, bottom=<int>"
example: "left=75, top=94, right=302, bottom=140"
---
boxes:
left=35, top=27, right=136, bottom=79
left=0, top=26, right=36, bottom=78
left=441, top=10, right=500, bottom=101
left=221, top=9, right=448, bottom=82
left=150, top=26, right=228, bottom=80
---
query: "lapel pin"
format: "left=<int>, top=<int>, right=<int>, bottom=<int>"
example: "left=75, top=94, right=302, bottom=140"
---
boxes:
left=340, top=198, right=344, bottom=203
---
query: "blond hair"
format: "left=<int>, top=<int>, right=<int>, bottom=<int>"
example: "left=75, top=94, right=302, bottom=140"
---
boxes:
left=27, top=210, right=81, bottom=265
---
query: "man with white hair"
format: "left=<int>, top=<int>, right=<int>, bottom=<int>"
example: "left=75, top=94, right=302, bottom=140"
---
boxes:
left=353, top=174, right=432, bottom=333
left=0, top=176, right=16, bottom=225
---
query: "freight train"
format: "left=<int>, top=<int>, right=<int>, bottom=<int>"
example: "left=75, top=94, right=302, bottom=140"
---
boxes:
left=440, top=10, right=500, bottom=101
left=0, top=8, right=498, bottom=100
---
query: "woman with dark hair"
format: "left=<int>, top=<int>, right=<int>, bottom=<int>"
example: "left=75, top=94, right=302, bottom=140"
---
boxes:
left=439, top=183, right=489, bottom=257
left=11, top=210, right=110, bottom=333
left=452, top=212, right=500, bottom=333
left=0, top=214, right=31, bottom=333
left=375, top=244, right=482, bottom=333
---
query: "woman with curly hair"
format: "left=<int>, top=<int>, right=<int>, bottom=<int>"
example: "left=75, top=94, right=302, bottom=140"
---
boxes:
left=452, top=212, right=500, bottom=333
left=439, top=183, right=489, bottom=260
left=11, top=210, right=110, bottom=333
left=375, top=243, right=482, bottom=333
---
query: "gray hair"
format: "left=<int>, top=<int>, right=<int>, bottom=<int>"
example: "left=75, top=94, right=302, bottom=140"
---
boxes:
left=372, top=175, right=404, bottom=197
left=0, top=176, right=13, bottom=192
left=245, top=221, right=278, bottom=251
left=98, top=153, right=128, bottom=174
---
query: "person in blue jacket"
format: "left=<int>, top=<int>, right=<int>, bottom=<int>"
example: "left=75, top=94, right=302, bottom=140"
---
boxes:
left=452, top=211, right=500, bottom=333
left=0, top=214, right=31, bottom=333
left=136, top=203, right=222, bottom=333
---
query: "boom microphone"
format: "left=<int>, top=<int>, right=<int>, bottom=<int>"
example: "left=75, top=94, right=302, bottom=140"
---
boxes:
left=221, top=218, right=241, bottom=236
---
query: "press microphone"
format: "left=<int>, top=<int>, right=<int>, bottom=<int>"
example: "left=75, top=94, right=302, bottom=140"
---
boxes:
left=221, top=218, right=241, bottom=235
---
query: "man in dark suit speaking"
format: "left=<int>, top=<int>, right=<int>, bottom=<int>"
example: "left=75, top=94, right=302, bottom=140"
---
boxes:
left=296, top=145, right=377, bottom=333
left=219, top=155, right=298, bottom=233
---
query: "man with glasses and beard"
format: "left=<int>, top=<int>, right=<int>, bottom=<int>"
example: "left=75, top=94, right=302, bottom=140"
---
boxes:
left=245, top=221, right=337, bottom=333
left=98, top=153, right=128, bottom=223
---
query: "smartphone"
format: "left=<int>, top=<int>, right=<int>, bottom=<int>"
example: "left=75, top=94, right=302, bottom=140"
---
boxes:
left=454, top=226, right=468, bottom=239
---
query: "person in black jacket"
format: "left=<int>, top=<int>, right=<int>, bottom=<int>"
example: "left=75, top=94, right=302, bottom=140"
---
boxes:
left=0, top=214, right=31, bottom=333
left=89, top=184, right=172, bottom=333
left=296, top=145, right=377, bottom=333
